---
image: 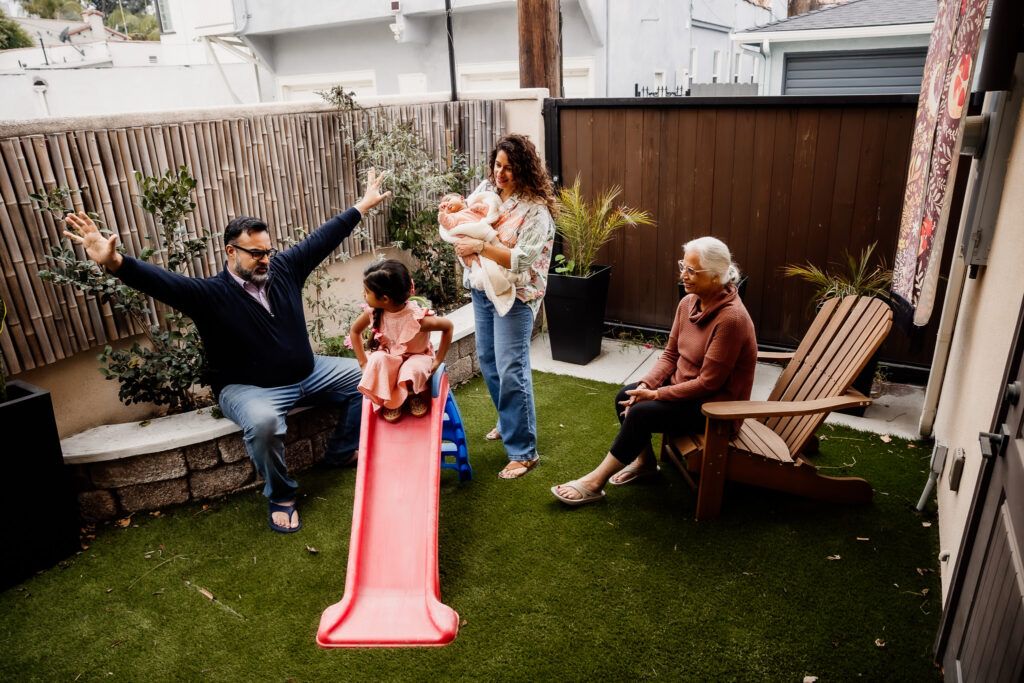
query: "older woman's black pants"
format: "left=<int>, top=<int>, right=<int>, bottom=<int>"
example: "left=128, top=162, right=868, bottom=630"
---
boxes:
left=608, top=382, right=706, bottom=464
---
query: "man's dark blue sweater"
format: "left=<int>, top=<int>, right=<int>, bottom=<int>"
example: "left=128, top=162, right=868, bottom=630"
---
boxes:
left=115, top=208, right=362, bottom=395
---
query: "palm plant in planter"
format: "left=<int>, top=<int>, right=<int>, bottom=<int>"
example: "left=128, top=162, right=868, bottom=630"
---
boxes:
left=783, top=241, right=893, bottom=412
left=0, top=295, right=80, bottom=588
left=546, top=176, right=653, bottom=364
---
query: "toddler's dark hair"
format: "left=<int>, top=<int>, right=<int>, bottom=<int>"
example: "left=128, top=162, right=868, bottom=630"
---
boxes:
left=363, top=259, right=413, bottom=351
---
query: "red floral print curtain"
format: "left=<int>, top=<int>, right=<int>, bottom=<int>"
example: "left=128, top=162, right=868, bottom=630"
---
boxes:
left=892, top=0, right=990, bottom=326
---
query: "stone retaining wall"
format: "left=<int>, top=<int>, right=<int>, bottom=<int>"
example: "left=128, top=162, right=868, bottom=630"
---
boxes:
left=70, top=405, right=345, bottom=522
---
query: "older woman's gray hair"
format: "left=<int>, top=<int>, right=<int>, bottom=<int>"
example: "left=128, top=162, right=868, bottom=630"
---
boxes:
left=683, top=236, right=741, bottom=286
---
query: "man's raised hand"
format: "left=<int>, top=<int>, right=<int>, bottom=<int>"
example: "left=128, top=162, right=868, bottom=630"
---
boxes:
left=64, top=211, right=123, bottom=272
left=355, top=167, right=393, bottom=214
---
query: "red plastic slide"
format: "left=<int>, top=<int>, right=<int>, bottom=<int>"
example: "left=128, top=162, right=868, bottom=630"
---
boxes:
left=316, top=373, right=459, bottom=647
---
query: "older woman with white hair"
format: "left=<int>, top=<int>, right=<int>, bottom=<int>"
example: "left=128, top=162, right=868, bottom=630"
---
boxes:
left=552, top=236, right=758, bottom=506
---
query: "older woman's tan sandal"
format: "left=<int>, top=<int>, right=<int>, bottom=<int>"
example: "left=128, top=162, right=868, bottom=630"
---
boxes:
left=485, top=427, right=501, bottom=441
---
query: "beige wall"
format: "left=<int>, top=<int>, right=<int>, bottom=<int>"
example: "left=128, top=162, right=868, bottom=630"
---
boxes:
left=933, top=89, right=1024, bottom=597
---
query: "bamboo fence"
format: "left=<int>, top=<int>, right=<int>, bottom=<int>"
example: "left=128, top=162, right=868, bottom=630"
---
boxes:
left=0, top=99, right=505, bottom=375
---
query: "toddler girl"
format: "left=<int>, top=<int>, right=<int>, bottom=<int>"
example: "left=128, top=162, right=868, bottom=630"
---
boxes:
left=350, top=259, right=453, bottom=423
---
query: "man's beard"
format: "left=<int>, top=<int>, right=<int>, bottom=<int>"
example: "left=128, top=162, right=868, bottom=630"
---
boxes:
left=234, top=255, right=269, bottom=285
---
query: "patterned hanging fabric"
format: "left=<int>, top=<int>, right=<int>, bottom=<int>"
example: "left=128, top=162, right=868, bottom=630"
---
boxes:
left=892, top=0, right=990, bottom=327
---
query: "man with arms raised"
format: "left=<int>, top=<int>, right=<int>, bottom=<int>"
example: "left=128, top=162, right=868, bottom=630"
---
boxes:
left=64, top=170, right=392, bottom=533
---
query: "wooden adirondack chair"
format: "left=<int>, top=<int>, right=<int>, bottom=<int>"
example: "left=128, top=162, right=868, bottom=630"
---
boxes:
left=661, top=295, right=893, bottom=521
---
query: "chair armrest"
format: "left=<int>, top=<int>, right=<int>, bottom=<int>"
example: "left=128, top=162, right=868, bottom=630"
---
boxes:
left=702, top=390, right=870, bottom=419
left=757, top=350, right=794, bottom=363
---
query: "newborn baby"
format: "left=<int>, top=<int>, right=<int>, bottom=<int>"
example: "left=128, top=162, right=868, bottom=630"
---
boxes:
left=438, top=190, right=524, bottom=316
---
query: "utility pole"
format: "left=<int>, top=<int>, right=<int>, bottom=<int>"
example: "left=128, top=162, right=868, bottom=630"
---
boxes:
left=517, top=0, right=562, bottom=97
left=445, top=0, right=457, bottom=101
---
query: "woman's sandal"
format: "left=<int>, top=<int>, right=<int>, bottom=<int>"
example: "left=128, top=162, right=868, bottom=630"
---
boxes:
left=382, top=406, right=403, bottom=423
left=485, top=427, right=501, bottom=441
left=407, top=395, right=429, bottom=418
left=550, top=480, right=605, bottom=506
left=609, top=463, right=661, bottom=486
left=498, top=457, right=538, bottom=479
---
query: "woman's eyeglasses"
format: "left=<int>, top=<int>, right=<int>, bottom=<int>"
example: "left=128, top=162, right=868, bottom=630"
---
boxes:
left=231, top=244, right=279, bottom=260
left=678, top=260, right=707, bottom=276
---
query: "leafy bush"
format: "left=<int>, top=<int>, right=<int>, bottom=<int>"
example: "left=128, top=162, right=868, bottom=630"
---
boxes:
left=783, top=241, right=893, bottom=310
left=34, top=166, right=210, bottom=412
left=321, top=88, right=481, bottom=309
left=554, top=175, right=654, bottom=277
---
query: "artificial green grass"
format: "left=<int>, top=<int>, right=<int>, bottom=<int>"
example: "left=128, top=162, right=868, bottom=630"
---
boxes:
left=1, top=372, right=942, bottom=681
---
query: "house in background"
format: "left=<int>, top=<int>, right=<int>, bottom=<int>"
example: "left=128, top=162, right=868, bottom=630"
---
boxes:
left=229, top=0, right=784, bottom=102
left=733, top=0, right=991, bottom=95
left=0, top=1, right=257, bottom=120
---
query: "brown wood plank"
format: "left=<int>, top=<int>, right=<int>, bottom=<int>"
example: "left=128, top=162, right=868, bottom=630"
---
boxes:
left=654, top=109, right=681, bottom=319
left=742, top=108, right=776, bottom=332
left=762, top=108, right=797, bottom=343
left=781, top=108, right=819, bottom=337
left=692, top=108, right=716, bottom=232
left=710, top=107, right=736, bottom=246
left=728, top=107, right=756, bottom=289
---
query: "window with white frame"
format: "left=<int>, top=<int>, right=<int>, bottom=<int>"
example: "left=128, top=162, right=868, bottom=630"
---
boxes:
left=457, top=57, right=595, bottom=97
left=155, top=0, right=174, bottom=33
left=712, top=50, right=721, bottom=83
left=277, top=71, right=377, bottom=101
left=690, top=48, right=698, bottom=84
left=653, top=70, right=665, bottom=89
left=734, top=53, right=742, bottom=83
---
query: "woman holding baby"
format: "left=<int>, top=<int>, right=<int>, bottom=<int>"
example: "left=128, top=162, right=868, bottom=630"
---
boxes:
left=451, top=133, right=556, bottom=479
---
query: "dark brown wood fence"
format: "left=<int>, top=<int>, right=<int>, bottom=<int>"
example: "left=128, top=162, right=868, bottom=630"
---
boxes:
left=546, top=95, right=960, bottom=369
left=0, top=100, right=505, bottom=375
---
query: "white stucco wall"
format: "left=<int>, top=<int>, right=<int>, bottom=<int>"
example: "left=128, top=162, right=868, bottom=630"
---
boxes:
left=0, top=64, right=260, bottom=120
left=932, top=89, right=1024, bottom=597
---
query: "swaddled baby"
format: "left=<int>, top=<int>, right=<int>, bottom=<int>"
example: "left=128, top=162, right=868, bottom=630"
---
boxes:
left=438, top=190, right=525, bottom=316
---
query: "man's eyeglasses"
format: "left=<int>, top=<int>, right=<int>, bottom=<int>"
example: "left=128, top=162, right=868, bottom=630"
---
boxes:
left=678, top=260, right=707, bottom=276
left=231, top=244, right=279, bottom=260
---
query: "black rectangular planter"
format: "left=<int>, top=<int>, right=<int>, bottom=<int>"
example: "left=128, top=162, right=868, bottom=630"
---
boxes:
left=545, top=265, right=612, bottom=365
left=2, top=380, right=80, bottom=588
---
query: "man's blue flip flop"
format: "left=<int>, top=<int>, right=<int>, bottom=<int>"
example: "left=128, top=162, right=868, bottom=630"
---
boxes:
left=268, top=501, right=301, bottom=533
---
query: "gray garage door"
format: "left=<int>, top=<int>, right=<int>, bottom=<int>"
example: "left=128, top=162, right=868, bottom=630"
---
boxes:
left=783, top=48, right=928, bottom=95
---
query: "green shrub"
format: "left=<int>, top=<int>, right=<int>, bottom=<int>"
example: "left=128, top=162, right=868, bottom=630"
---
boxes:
left=34, top=166, right=209, bottom=412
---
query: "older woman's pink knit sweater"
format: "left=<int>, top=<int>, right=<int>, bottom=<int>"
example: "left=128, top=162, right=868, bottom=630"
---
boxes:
left=640, top=286, right=757, bottom=403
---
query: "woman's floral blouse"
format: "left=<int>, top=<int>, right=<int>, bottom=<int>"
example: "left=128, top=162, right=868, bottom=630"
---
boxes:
left=464, top=180, right=555, bottom=318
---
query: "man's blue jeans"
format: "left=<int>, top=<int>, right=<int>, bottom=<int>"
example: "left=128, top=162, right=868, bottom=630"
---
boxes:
left=218, top=355, right=362, bottom=503
left=472, top=290, right=538, bottom=462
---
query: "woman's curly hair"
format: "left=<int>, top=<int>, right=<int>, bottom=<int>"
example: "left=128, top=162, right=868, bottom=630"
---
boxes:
left=487, top=134, right=558, bottom=216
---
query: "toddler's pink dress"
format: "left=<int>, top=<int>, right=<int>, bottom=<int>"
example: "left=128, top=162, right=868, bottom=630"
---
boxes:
left=358, top=300, right=436, bottom=410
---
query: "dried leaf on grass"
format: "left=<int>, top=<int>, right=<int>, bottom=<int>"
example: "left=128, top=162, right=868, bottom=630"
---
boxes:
left=875, top=638, right=886, bottom=648
left=305, top=545, right=319, bottom=555
left=184, top=580, right=245, bottom=620
left=826, top=555, right=841, bottom=561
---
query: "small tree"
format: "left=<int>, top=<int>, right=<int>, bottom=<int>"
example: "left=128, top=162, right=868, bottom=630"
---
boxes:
left=0, top=9, right=33, bottom=49
left=320, top=87, right=481, bottom=308
left=17, top=0, right=82, bottom=20
left=34, top=166, right=210, bottom=412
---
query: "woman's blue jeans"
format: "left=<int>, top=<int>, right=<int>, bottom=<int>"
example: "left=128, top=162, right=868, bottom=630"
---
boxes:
left=217, top=355, right=363, bottom=503
left=472, top=289, right=538, bottom=462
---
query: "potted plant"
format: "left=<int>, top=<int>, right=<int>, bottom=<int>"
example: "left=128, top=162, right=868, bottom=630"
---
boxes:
left=783, top=242, right=893, bottom=413
left=0, top=296, right=81, bottom=588
left=546, top=176, right=654, bottom=365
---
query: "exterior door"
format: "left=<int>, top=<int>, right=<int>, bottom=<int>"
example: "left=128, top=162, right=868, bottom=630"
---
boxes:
left=934, top=297, right=1024, bottom=681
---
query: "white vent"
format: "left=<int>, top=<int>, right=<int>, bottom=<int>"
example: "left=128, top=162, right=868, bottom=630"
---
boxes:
left=148, top=55, right=158, bottom=64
